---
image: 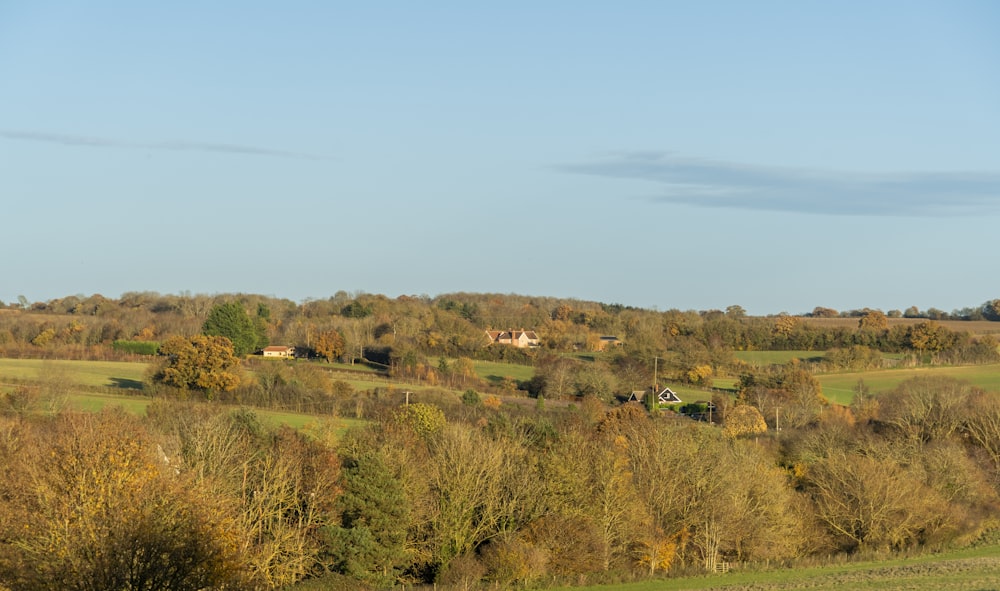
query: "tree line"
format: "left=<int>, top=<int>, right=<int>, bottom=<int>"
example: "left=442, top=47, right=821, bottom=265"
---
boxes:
left=0, top=292, right=997, bottom=414
left=1, top=292, right=998, bottom=380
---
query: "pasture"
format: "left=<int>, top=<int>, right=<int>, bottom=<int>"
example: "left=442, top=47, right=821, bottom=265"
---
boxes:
left=734, top=350, right=827, bottom=365
left=0, top=358, right=368, bottom=432
left=553, top=543, right=1000, bottom=591
left=729, top=352, right=1000, bottom=405
left=4, top=356, right=998, bottom=416
left=68, top=392, right=152, bottom=415
left=471, top=359, right=535, bottom=384
left=818, top=364, right=1000, bottom=405
left=0, top=358, right=148, bottom=389
left=66, top=391, right=361, bottom=432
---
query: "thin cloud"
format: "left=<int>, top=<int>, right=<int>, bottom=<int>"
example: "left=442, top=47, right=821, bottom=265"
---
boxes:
left=557, top=151, right=1000, bottom=216
left=1, top=130, right=320, bottom=160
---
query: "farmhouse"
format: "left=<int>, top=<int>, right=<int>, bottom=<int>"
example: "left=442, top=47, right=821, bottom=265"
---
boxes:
left=485, top=329, right=540, bottom=348
left=261, top=345, right=295, bottom=358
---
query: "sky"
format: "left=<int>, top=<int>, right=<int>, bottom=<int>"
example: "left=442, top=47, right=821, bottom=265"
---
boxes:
left=2, top=1, right=999, bottom=316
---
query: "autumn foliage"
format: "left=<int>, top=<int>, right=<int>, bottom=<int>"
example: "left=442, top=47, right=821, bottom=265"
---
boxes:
left=3, top=374, right=1000, bottom=589
left=155, top=334, right=242, bottom=395
left=2, top=291, right=1000, bottom=589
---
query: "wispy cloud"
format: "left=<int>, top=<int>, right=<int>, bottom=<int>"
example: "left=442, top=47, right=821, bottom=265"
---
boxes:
left=557, top=151, right=1000, bottom=216
left=0, top=130, right=320, bottom=160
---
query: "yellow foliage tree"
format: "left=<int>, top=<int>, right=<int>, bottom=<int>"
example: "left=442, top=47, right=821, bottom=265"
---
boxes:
left=0, top=410, right=244, bottom=590
left=482, top=395, right=502, bottom=410
left=773, top=315, right=800, bottom=337
left=155, top=334, right=241, bottom=396
left=723, top=404, right=768, bottom=439
left=686, top=364, right=713, bottom=386
left=635, top=528, right=686, bottom=575
left=313, top=328, right=345, bottom=362
left=394, top=402, right=447, bottom=439
left=858, top=310, right=889, bottom=332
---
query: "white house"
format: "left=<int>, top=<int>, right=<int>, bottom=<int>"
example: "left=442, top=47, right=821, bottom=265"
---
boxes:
left=262, top=345, right=295, bottom=358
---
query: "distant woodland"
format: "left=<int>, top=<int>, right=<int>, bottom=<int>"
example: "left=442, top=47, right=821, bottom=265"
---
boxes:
left=2, top=291, right=1000, bottom=382
left=2, top=291, right=1000, bottom=590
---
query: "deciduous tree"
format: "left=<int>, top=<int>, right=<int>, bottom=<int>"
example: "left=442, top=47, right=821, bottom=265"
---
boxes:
left=805, top=452, right=948, bottom=551
left=155, top=335, right=241, bottom=396
left=313, top=328, right=345, bottom=363
left=0, top=411, right=245, bottom=591
left=722, top=405, right=767, bottom=439
left=904, top=321, right=953, bottom=355
left=983, top=299, right=1000, bottom=321
left=858, top=310, right=888, bottom=332
left=876, top=376, right=972, bottom=444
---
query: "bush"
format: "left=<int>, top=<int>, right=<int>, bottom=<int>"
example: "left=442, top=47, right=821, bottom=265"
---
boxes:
left=461, top=389, right=481, bottom=405
left=112, top=339, right=160, bottom=355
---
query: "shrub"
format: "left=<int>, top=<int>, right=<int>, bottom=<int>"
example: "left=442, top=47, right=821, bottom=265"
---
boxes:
left=112, top=339, right=161, bottom=355
left=461, top=389, right=481, bottom=405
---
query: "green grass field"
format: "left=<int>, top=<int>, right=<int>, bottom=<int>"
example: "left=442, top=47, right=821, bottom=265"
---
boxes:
left=64, top=390, right=365, bottom=434
left=727, top=353, right=1000, bottom=405
left=471, top=359, right=535, bottom=384
left=5, top=356, right=998, bottom=416
left=320, top=360, right=383, bottom=374
left=0, top=358, right=149, bottom=389
left=67, top=391, right=152, bottom=414
left=0, top=358, right=368, bottom=434
left=734, top=350, right=828, bottom=365
left=819, top=364, right=1000, bottom=405
left=550, top=543, right=1000, bottom=591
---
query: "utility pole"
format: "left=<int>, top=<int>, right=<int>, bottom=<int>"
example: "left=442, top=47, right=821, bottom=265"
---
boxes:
left=653, top=356, right=658, bottom=391
left=649, top=356, right=660, bottom=412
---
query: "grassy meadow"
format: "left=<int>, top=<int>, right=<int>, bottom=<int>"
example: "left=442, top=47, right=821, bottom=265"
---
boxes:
left=734, top=350, right=828, bottom=365
left=4, top=355, right=999, bottom=419
left=818, top=364, right=1000, bottom=405
left=471, top=359, right=536, bottom=384
left=0, top=358, right=367, bottom=432
left=551, top=543, right=1000, bottom=591
left=68, top=390, right=361, bottom=432
left=0, top=358, right=149, bottom=389
left=730, top=352, right=1000, bottom=405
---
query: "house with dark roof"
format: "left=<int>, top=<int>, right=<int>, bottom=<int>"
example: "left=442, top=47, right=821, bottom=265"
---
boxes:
left=624, top=386, right=683, bottom=405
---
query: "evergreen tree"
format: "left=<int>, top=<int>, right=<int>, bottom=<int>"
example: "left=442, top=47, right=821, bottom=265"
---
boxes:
left=202, top=301, right=267, bottom=357
left=325, top=451, right=410, bottom=587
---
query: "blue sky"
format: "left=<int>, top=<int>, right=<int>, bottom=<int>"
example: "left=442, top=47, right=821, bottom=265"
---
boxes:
left=2, top=2, right=999, bottom=315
